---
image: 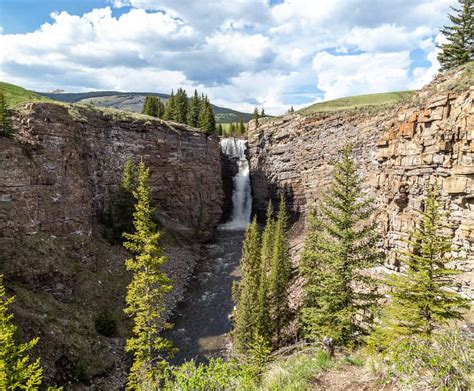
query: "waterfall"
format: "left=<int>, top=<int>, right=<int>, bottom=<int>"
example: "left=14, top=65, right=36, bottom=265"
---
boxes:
left=220, top=138, right=252, bottom=230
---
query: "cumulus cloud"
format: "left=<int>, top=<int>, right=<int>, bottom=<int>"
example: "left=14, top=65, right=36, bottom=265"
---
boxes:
left=0, top=0, right=458, bottom=114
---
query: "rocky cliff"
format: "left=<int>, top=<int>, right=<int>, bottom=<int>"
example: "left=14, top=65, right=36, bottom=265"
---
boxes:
left=248, top=65, right=473, bottom=298
left=0, top=103, right=224, bottom=387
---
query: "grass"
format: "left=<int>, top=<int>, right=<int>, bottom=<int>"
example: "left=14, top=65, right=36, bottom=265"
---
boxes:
left=260, top=349, right=332, bottom=391
left=0, top=81, right=51, bottom=108
left=298, top=91, right=416, bottom=116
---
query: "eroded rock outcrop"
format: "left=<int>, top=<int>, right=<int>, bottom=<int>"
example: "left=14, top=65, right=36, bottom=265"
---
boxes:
left=248, top=66, right=473, bottom=298
left=0, top=103, right=224, bottom=387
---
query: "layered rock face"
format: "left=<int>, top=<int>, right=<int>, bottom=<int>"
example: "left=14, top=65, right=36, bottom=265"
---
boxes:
left=0, top=103, right=223, bottom=387
left=248, top=68, right=473, bottom=297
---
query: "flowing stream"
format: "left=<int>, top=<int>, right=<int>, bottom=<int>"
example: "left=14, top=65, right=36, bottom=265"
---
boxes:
left=168, top=138, right=251, bottom=364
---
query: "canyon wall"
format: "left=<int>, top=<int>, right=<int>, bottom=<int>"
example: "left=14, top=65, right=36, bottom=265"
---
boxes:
left=0, top=103, right=224, bottom=387
left=248, top=66, right=473, bottom=298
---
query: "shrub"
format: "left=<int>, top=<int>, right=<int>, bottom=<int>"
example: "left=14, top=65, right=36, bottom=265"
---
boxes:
left=367, top=327, right=473, bottom=390
left=162, top=358, right=248, bottom=390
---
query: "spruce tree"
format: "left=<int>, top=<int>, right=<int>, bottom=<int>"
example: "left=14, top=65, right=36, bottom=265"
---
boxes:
left=155, top=97, right=165, bottom=118
left=198, top=97, right=216, bottom=134
left=174, top=88, right=188, bottom=124
left=232, top=217, right=261, bottom=353
left=438, top=0, right=473, bottom=71
left=0, top=91, right=12, bottom=136
left=142, top=96, right=158, bottom=117
left=253, top=108, right=259, bottom=128
left=163, top=90, right=176, bottom=121
left=268, top=197, right=292, bottom=346
left=187, top=90, right=200, bottom=128
left=255, top=201, right=274, bottom=345
left=0, top=276, right=43, bottom=389
left=374, top=185, right=470, bottom=343
left=261, top=108, right=265, bottom=117
left=300, top=144, right=384, bottom=347
left=239, top=117, right=245, bottom=135
left=123, top=161, right=175, bottom=388
left=217, top=123, right=224, bottom=136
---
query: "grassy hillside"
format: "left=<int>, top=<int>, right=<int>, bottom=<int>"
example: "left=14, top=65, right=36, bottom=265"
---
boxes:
left=299, top=91, right=415, bottom=116
left=0, top=81, right=51, bottom=108
left=39, top=90, right=253, bottom=123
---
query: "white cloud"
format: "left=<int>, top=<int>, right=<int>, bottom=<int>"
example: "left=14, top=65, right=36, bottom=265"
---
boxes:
left=312, top=51, right=412, bottom=100
left=0, top=0, right=459, bottom=115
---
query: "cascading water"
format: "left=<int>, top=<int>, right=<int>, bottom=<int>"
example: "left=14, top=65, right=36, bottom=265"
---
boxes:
left=167, top=138, right=251, bottom=363
left=219, top=138, right=252, bottom=230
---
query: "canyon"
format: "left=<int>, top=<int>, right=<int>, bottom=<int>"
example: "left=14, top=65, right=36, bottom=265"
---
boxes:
left=0, top=64, right=472, bottom=388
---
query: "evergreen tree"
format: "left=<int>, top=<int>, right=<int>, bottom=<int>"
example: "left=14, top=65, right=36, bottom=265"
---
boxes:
left=0, top=91, right=12, bottom=136
left=232, top=217, right=261, bottom=353
left=268, top=197, right=292, bottom=346
left=163, top=90, right=176, bottom=121
left=239, top=117, right=246, bottom=135
left=261, top=108, right=265, bottom=117
left=300, top=144, right=384, bottom=347
left=253, top=107, right=259, bottom=128
left=142, top=96, right=158, bottom=117
left=438, top=0, right=474, bottom=71
left=174, top=88, right=188, bottom=124
left=0, top=275, right=43, bottom=389
left=229, top=123, right=236, bottom=137
left=198, top=97, right=216, bottom=134
left=217, top=123, right=224, bottom=136
left=373, top=185, right=470, bottom=343
left=187, top=90, right=200, bottom=128
left=255, top=201, right=274, bottom=344
left=123, top=161, right=175, bottom=388
left=155, top=97, right=165, bottom=118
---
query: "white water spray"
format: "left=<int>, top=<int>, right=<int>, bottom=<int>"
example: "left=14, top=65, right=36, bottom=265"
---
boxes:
left=219, top=138, right=252, bottom=230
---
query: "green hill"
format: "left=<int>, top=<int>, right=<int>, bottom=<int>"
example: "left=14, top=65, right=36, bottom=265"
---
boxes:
left=0, top=81, right=51, bottom=108
left=38, top=90, right=253, bottom=124
left=299, top=91, right=416, bottom=116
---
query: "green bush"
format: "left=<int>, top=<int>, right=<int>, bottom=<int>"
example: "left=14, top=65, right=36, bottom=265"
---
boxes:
left=163, top=358, right=250, bottom=390
left=367, top=327, right=473, bottom=390
left=260, top=349, right=331, bottom=391
left=94, top=311, right=117, bottom=337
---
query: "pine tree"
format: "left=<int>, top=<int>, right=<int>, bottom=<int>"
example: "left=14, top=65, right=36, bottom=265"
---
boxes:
left=198, top=97, right=216, bottom=134
left=253, top=108, right=259, bottom=128
left=373, top=185, right=470, bottom=343
left=300, top=144, right=384, bottom=347
left=123, top=161, right=175, bottom=388
left=261, top=108, right=265, bottom=117
left=155, top=97, right=165, bottom=118
left=232, top=217, right=261, bottom=353
left=239, top=117, right=246, bottom=135
left=0, top=91, right=12, bottom=136
left=268, top=197, right=292, bottom=346
left=163, top=90, right=176, bottom=121
left=217, top=123, right=224, bottom=136
left=437, top=0, right=474, bottom=71
left=229, top=123, right=236, bottom=137
left=187, top=90, right=200, bottom=128
left=0, top=276, right=43, bottom=389
left=255, top=201, right=274, bottom=344
left=142, top=96, right=158, bottom=117
left=174, top=88, right=188, bottom=124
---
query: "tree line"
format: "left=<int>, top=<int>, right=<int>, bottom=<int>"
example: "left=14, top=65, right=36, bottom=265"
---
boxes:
left=142, top=89, right=216, bottom=134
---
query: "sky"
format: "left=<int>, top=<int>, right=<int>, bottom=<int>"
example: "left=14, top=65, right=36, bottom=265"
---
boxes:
left=0, top=0, right=455, bottom=115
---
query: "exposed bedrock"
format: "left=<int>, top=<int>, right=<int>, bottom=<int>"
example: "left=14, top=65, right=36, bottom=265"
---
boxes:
left=0, top=103, right=224, bottom=387
left=248, top=68, right=473, bottom=298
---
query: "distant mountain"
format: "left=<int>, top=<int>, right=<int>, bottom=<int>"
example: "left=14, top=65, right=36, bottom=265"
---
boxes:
left=38, top=91, right=253, bottom=123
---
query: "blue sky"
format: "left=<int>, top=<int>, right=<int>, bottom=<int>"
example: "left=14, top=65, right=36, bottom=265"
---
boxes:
left=0, top=0, right=455, bottom=114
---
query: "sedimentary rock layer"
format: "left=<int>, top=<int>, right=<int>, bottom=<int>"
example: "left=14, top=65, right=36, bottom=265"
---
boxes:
left=248, top=67, right=473, bottom=297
